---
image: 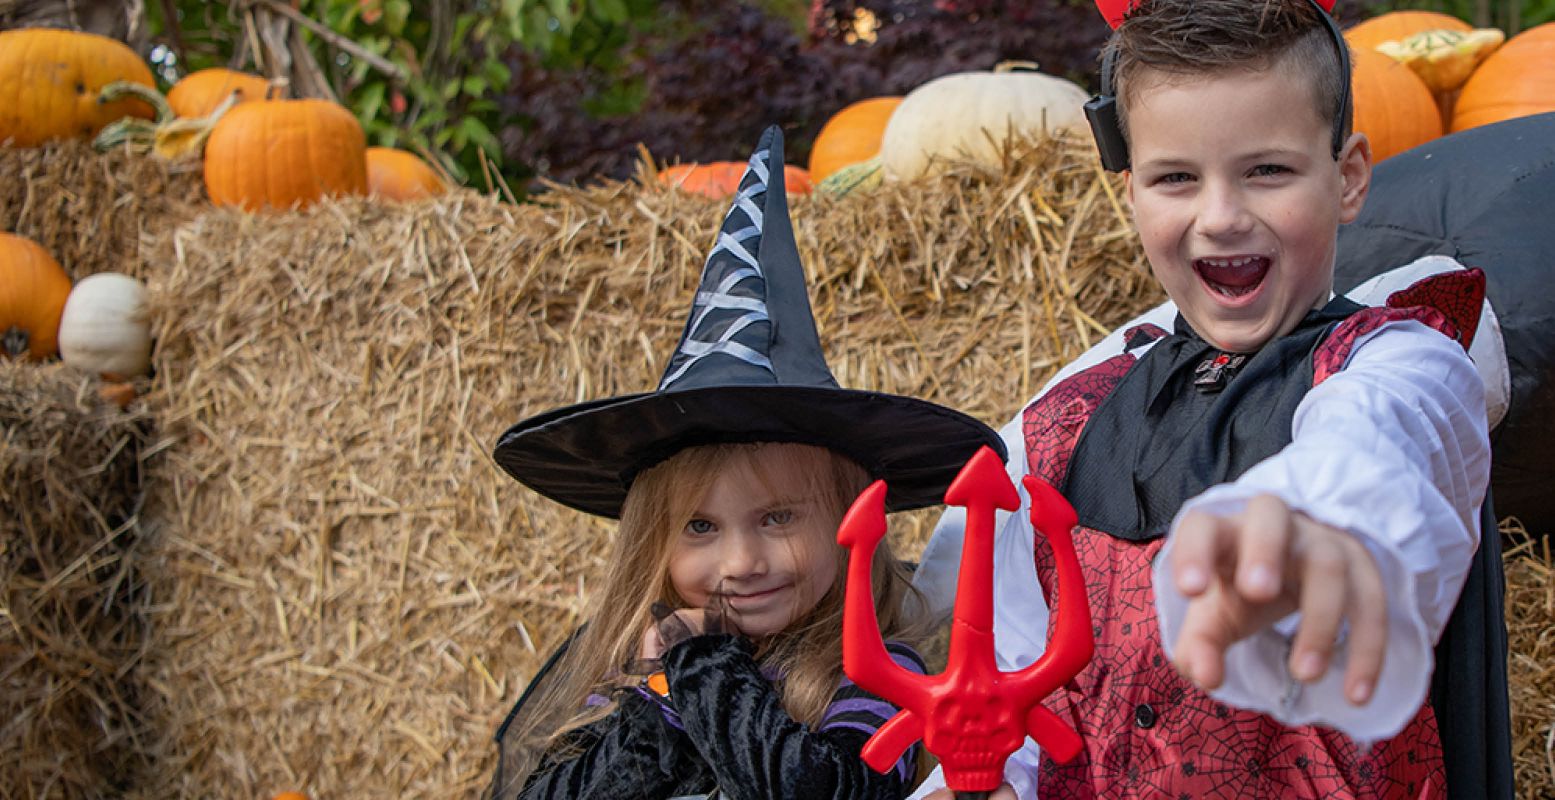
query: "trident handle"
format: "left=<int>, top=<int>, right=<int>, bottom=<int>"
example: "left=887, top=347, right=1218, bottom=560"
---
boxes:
left=838, top=446, right=1094, bottom=795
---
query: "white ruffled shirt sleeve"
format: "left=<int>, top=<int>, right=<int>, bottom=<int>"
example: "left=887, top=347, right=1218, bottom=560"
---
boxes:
left=1153, top=318, right=1491, bottom=742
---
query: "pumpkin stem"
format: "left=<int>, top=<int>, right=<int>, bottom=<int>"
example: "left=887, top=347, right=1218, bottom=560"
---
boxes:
left=264, top=77, right=291, bottom=101
left=98, top=80, right=174, bottom=123
left=92, top=116, right=158, bottom=153
left=151, top=90, right=242, bottom=160
left=2, top=326, right=29, bottom=358
left=994, top=60, right=1041, bottom=73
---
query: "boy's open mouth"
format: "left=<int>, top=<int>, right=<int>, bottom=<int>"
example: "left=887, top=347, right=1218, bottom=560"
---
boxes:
left=1193, top=255, right=1269, bottom=299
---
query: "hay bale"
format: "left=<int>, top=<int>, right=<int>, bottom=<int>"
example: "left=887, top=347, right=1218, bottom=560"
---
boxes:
left=0, top=361, right=156, bottom=797
left=1504, top=523, right=1555, bottom=800
left=6, top=131, right=1546, bottom=799
left=130, top=133, right=1159, bottom=796
left=0, top=141, right=203, bottom=280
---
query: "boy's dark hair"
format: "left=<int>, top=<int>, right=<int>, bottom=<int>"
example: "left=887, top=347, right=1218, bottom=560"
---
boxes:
left=1104, top=0, right=1352, bottom=146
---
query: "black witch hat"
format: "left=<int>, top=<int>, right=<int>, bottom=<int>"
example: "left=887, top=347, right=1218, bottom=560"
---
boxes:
left=493, top=126, right=1004, bottom=519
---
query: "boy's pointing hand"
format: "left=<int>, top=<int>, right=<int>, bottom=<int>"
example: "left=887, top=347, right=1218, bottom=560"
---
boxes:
left=1168, top=493, right=1386, bottom=707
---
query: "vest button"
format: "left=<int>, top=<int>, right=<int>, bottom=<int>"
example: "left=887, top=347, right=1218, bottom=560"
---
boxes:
left=1134, top=703, right=1157, bottom=729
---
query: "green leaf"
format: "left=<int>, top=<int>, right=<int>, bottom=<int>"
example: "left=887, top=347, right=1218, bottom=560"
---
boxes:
left=524, top=6, right=553, bottom=49
left=483, top=60, right=512, bottom=88
left=451, top=14, right=476, bottom=49
left=384, top=0, right=411, bottom=35
left=462, top=76, right=487, bottom=96
left=594, top=0, right=628, bottom=24
left=416, top=108, right=449, bottom=128
left=356, top=81, right=387, bottom=123
left=460, top=116, right=501, bottom=155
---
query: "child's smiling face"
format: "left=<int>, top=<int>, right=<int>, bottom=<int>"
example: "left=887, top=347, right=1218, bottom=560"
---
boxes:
left=1125, top=64, right=1370, bottom=353
left=667, top=455, right=840, bottom=639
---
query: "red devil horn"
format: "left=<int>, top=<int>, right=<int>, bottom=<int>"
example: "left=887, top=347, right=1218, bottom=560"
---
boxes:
left=1094, top=0, right=1134, bottom=28
left=1096, top=0, right=1340, bottom=29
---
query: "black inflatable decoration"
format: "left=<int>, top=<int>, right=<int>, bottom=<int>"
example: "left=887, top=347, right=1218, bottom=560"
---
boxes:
left=1335, top=112, right=1555, bottom=535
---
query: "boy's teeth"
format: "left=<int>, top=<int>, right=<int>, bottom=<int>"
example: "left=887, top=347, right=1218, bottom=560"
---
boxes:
left=1195, top=255, right=1268, bottom=291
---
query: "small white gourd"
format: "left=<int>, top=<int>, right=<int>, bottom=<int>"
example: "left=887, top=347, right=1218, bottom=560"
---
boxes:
left=58, top=272, right=152, bottom=377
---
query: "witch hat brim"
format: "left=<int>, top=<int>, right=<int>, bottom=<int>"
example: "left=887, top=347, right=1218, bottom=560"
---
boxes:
left=494, top=126, right=1004, bottom=519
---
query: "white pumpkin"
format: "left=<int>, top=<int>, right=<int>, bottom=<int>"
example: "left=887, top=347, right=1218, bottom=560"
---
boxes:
left=880, top=62, right=1093, bottom=180
left=57, top=272, right=152, bottom=377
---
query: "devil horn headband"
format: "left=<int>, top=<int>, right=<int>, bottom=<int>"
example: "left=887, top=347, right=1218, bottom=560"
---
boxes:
left=1092, top=0, right=1338, bottom=29
left=1084, top=0, right=1351, bottom=172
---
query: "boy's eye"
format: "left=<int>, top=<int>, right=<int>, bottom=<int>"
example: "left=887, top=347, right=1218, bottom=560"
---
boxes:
left=762, top=509, right=794, bottom=526
left=1156, top=172, right=1193, bottom=185
left=686, top=518, right=716, bottom=535
left=1250, top=164, right=1289, bottom=177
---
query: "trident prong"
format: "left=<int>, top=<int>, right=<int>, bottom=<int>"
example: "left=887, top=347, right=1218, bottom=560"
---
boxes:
left=838, top=446, right=1094, bottom=795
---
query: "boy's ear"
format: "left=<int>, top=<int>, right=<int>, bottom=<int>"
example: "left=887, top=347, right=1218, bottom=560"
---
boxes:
left=1338, top=132, right=1372, bottom=223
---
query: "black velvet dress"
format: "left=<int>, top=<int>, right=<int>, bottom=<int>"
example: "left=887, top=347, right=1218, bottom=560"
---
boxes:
left=496, top=634, right=923, bottom=800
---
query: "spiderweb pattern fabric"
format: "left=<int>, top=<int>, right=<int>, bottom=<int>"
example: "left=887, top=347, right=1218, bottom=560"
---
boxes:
left=1314, top=269, right=1485, bottom=386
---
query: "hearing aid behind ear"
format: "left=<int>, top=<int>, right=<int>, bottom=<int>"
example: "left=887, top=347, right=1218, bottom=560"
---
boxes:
left=1085, top=0, right=1353, bottom=173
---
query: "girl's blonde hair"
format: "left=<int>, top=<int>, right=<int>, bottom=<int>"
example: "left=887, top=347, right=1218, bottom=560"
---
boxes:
left=503, top=442, right=922, bottom=779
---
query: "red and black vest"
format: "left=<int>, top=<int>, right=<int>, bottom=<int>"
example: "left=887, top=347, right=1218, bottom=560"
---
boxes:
left=1019, top=270, right=1510, bottom=798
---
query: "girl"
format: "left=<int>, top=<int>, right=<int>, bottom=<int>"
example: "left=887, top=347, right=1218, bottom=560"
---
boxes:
left=497, top=443, right=925, bottom=799
left=488, top=127, right=1003, bottom=800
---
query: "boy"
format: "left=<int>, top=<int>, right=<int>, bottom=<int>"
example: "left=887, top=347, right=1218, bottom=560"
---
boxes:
left=910, top=0, right=1510, bottom=796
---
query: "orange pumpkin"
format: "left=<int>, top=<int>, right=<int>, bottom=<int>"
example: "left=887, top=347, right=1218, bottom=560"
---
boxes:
left=1345, top=10, right=1471, bottom=50
left=1451, top=23, right=1555, bottom=133
left=204, top=98, right=368, bottom=211
left=659, top=162, right=812, bottom=199
left=0, top=28, right=156, bottom=147
left=167, top=68, right=270, bottom=118
left=1350, top=46, right=1442, bottom=163
left=0, top=233, right=73, bottom=360
left=808, top=97, right=902, bottom=183
left=366, top=147, right=447, bottom=201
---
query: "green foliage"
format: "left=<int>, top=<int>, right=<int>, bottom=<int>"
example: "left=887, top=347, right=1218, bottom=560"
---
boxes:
left=141, top=0, right=668, bottom=190
left=1369, top=0, right=1555, bottom=33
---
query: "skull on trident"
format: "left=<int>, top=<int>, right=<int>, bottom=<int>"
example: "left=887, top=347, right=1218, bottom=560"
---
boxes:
left=837, top=445, right=1094, bottom=798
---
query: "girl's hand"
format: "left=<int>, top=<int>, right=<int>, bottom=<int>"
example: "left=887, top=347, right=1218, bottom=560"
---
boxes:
left=1168, top=493, right=1387, bottom=706
left=638, top=606, right=708, bottom=661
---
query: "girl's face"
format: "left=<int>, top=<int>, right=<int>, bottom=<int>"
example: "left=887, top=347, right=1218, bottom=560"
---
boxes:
left=666, top=456, right=841, bottom=640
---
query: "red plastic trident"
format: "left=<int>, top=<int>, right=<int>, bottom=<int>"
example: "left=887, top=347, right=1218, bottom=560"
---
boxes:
left=837, top=446, right=1094, bottom=795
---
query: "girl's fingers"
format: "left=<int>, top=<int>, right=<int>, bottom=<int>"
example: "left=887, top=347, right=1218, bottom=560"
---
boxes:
left=1288, top=533, right=1348, bottom=682
left=1235, top=494, right=1293, bottom=602
left=640, top=625, right=665, bottom=660
left=1341, top=539, right=1389, bottom=704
